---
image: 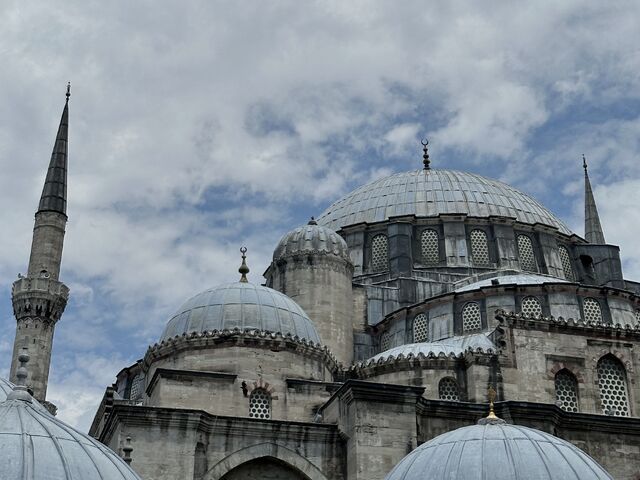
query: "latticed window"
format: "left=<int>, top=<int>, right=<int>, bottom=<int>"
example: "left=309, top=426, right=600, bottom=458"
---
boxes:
left=421, top=229, right=439, bottom=265
left=129, top=373, right=144, bottom=401
left=555, top=370, right=578, bottom=412
left=520, top=296, right=542, bottom=318
left=413, top=313, right=429, bottom=342
left=380, top=331, right=393, bottom=351
left=558, top=246, right=574, bottom=281
left=249, top=389, right=271, bottom=419
left=462, top=302, right=482, bottom=332
left=371, top=234, right=388, bottom=272
left=583, top=298, right=603, bottom=323
left=635, top=309, right=640, bottom=325
left=597, top=356, right=630, bottom=417
left=438, top=377, right=460, bottom=401
left=517, top=235, right=537, bottom=272
left=470, top=229, right=490, bottom=267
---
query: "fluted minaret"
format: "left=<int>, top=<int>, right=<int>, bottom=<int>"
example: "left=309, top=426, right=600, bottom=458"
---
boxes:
left=583, top=155, right=606, bottom=244
left=9, top=86, right=71, bottom=408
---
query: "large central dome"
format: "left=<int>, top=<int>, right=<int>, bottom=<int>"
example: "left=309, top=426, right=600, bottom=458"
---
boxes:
left=318, top=169, right=571, bottom=234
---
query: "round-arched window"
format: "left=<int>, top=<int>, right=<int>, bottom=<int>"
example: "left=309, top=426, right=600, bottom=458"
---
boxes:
left=558, top=245, right=574, bottom=281
left=438, top=377, right=460, bottom=401
left=517, top=235, right=537, bottom=272
left=583, top=298, right=603, bottom=323
left=380, top=331, right=393, bottom=352
left=470, top=229, right=490, bottom=267
left=249, top=388, right=271, bottom=419
left=520, top=296, right=542, bottom=317
left=462, top=302, right=482, bottom=332
left=597, top=356, right=630, bottom=417
left=413, top=313, right=429, bottom=342
left=555, top=369, right=578, bottom=413
left=421, top=229, right=439, bottom=266
left=371, top=234, right=389, bottom=272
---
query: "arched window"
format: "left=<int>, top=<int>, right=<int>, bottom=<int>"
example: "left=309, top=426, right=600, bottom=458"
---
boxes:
left=421, top=229, right=439, bottom=265
left=470, top=229, right=490, bottom=267
left=520, top=296, right=542, bottom=317
left=554, top=369, right=578, bottom=412
left=462, top=302, right=482, bottom=332
left=129, top=373, right=145, bottom=401
left=438, top=377, right=460, bottom=401
left=597, top=356, right=630, bottom=417
left=413, top=313, right=429, bottom=342
left=558, top=246, right=574, bottom=281
left=583, top=297, right=603, bottom=323
left=634, top=308, right=640, bottom=325
left=371, top=234, right=388, bottom=272
left=380, top=331, right=393, bottom=351
left=249, top=388, right=271, bottom=419
left=517, top=235, right=537, bottom=272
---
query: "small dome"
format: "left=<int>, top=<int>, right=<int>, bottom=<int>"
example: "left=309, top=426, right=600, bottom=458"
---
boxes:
left=386, top=422, right=612, bottom=480
left=318, top=169, right=571, bottom=234
left=0, top=376, right=49, bottom=413
left=160, top=282, right=321, bottom=344
left=273, top=219, right=350, bottom=262
left=455, top=273, right=568, bottom=292
left=0, top=397, right=141, bottom=479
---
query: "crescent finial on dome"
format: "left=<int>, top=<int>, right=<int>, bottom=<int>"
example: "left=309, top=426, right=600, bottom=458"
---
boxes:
left=239, top=247, right=250, bottom=282
left=421, top=138, right=430, bottom=170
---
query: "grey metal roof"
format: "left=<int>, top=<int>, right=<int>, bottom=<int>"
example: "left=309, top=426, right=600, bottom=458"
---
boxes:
left=318, top=169, right=572, bottom=234
left=38, top=96, right=68, bottom=215
left=455, top=273, right=568, bottom=292
left=0, top=377, right=50, bottom=413
left=386, top=423, right=613, bottom=480
left=367, top=332, right=496, bottom=364
left=273, top=221, right=349, bottom=262
left=0, top=398, right=141, bottom=479
left=160, top=282, right=321, bottom=344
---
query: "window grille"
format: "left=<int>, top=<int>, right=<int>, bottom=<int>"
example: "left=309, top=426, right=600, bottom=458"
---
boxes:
left=635, top=309, right=640, bottom=325
left=413, top=313, right=429, bottom=342
left=520, top=296, right=542, bottom=318
left=558, top=246, right=574, bottom=281
left=438, top=377, right=460, bottom=401
left=371, top=234, right=388, bottom=272
left=554, top=370, right=578, bottom=412
left=129, top=373, right=144, bottom=400
left=517, top=235, right=537, bottom=272
left=470, top=229, right=490, bottom=267
left=249, top=389, right=271, bottom=419
left=421, top=229, right=439, bottom=265
left=583, top=298, right=603, bottom=323
left=380, top=331, right=392, bottom=351
left=462, top=302, right=482, bottom=332
left=597, top=356, right=630, bottom=417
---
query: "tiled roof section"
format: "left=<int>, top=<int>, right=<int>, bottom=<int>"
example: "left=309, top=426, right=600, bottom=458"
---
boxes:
left=317, top=169, right=571, bottom=234
left=273, top=222, right=350, bottom=262
left=38, top=99, right=68, bottom=215
left=365, top=332, right=496, bottom=365
left=160, top=282, right=321, bottom=344
left=0, top=398, right=141, bottom=479
left=455, top=273, right=568, bottom=292
left=386, top=423, right=613, bottom=480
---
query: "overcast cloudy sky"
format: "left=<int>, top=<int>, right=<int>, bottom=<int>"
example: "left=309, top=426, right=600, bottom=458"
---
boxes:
left=1, top=1, right=640, bottom=431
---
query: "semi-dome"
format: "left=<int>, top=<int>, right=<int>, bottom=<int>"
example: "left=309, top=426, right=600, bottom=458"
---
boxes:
left=318, top=169, right=571, bottom=234
left=273, top=218, right=350, bottom=262
left=386, top=422, right=612, bottom=480
left=160, top=282, right=321, bottom=344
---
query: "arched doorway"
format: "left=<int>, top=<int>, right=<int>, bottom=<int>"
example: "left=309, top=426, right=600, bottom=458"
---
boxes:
left=221, top=457, right=310, bottom=480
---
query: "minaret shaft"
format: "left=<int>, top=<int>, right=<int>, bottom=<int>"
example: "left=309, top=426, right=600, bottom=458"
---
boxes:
left=9, top=90, right=70, bottom=407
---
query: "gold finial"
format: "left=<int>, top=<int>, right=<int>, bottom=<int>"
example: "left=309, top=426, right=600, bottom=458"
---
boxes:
left=239, top=247, right=250, bottom=283
left=487, top=386, right=498, bottom=419
left=66, top=82, right=71, bottom=102
left=421, top=138, right=430, bottom=170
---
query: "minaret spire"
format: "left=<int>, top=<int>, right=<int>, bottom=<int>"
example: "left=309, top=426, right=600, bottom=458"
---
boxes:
left=10, top=86, right=71, bottom=411
left=583, top=155, right=606, bottom=244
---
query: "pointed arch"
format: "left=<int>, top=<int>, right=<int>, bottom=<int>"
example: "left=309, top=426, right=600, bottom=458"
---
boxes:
left=204, top=443, right=329, bottom=480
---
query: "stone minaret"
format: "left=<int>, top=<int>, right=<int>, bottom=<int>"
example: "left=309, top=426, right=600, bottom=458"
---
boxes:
left=583, top=155, right=606, bottom=244
left=9, top=86, right=71, bottom=408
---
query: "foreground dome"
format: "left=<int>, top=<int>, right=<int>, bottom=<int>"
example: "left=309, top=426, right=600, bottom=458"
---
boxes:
left=160, top=282, right=321, bottom=344
left=318, top=169, right=571, bottom=234
left=0, top=376, right=49, bottom=413
left=273, top=219, right=350, bottom=262
left=386, top=422, right=612, bottom=480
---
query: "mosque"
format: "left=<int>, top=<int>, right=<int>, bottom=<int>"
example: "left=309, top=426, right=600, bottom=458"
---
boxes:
left=2, top=89, right=640, bottom=479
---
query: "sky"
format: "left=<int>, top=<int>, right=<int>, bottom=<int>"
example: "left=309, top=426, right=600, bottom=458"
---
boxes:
left=1, top=1, right=640, bottom=431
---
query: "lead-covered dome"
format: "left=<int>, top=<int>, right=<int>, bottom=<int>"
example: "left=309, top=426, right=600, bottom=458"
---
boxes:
left=0, top=377, right=49, bottom=413
left=318, top=169, right=571, bottom=234
left=0, top=398, right=140, bottom=479
left=160, top=282, right=321, bottom=344
left=386, top=422, right=612, bottom=480
left=273, top=219, right=350, bottom=262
